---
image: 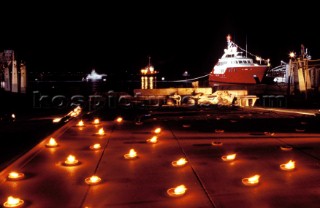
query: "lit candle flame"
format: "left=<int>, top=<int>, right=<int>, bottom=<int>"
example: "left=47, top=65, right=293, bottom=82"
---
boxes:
left=46, top=138, right=58, bottom=147
left=77, top=120, right=84, bottom=126
left=7, top=171, right=24, bottom=180
left=85, top=175, right=102, bottom=185
left=174, top=185, right=187, bottom=195
left=90, top=143, right=101, bottom=150
left=93, top=118, right=100, bottom=124
left=222, top=154, right=236, bottom=161
left=128, top=149, right=137, bottom=157
left=97, top=128, right=105, bottom=135
left=64, top=154, right=79, bottom=165
left=3, top=196, right=24, bottom=207
left=242, top=174, right=260, bottom=186
left=124, top=148, right=137, bottom=159
left=281, top=160, right=295, bottom=170
left=147, top=136, right=157, bottom=143
left=154, top=127, right=161, bottom=134
left=172, top=158, right=188, bottom=167
left=248, top=175, right=260, bottom=184
left=116, top=117, right=123, bottom=123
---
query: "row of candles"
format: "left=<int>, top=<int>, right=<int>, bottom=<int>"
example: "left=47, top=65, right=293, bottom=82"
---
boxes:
left=2, top=119, right=296, bottom=206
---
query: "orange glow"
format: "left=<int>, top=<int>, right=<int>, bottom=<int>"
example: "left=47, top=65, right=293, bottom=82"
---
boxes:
left=280, top=160, right=295, bottom=171
left=280, top=145, right=293, bottom=151
left=172, top=158, right=188, bottom=167
left=211, top=141, right=223, bottom=146
left=64, top=155, right=79, bottom=166
left=90, top=143, right=101, bottom=150
left=3, top=196, right=24, bottom=207
left=215, top=129, right=224, bottom=133
left=221, top=154, right=236, bottom=161
left=154, top=127, right=161, bottom=134
left=146, top=136, right=158, bottom=144
left=97, top=128, right=105, bottom=135
left=77, top=120, right=84, bottom=126
left=124, top=148, right=137, bottom=159
left=45, top=138, right=58, bottom=148
left=7, top=171, right=25, bottom=180
left=85, top=175, right=101, bottom=185
left=116, top=117, right=123, bottom=123
left=242, top=174, right=260, bottom=186
left=167, top=184, right=187, bottom=197
left=93, top=118, right=100, bottom=124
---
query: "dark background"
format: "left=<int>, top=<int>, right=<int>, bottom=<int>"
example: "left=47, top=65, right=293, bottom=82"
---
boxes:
left=1, top=2, right=318, bottom=80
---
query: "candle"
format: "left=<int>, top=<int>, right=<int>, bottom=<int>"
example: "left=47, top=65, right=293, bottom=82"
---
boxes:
left=221, top=154, right=236, bottom=161
left=280, top=160, right=295, bottom=171
left=96, top=128, right=105, bottom=135
left=93, top=118, right=100, bottom=124
left=45, top=138, right=58, bottom=148
left=146, top=136, right=158, bottom=144
left=172, top=158, right=188, bottom=167
left=116, top=117, right=123, bottom=123
left=64, top=155, right=79, bottom=166
left=154, top=127, right=161, bottom=134
left=77, top=120, right=84, bottom=126
left=3, top=196, right=24, bottom=208
left=242, top=174, right=260, bottom=186
left=85, top=175, right=101, bottom=185
left=90, top=143, right=101, bottom=150
left=167, top=184, right=187, bottom=197
left=7, top=171, right=25, bottom=181
left=124, top=149, right=138, bottom=159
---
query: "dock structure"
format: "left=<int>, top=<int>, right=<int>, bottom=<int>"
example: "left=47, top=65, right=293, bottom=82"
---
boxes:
left=1, top=106, right=320, bottom=207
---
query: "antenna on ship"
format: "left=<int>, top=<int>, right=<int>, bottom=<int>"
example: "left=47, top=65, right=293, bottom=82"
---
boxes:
left=245, top=35, right=248, bottom=58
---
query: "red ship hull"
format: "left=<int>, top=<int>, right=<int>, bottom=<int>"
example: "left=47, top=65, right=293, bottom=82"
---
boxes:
left=209, top=66, right=268, bottom=85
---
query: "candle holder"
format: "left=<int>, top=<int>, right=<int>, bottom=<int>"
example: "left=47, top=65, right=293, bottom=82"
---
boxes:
left=124, top=149, right=138, bottom=159
left=7, top=171, right=25, bottom=181
left=221, top=154, right=236, bottom=161
left=280, top=160, right=295, bottom=171
left=172, top=158, right=188, bottom=167
left=63, top=155, right=79, bottom=166
left=280, top=145, right=293, bottom=151
left=167, top=185, right=187, bottom=197
left=90, top=143, right=101, bottom=150
left=242, top=174, right=260, bottom=186
left=3, top=196, right=24, bottom=208
left=45, top=138, right=58, bottom=148
left=85, top=175, right=101, bottom=185
left=211, top=141, right=223, bottom=146
left=146, top=136, right=158, bottom=144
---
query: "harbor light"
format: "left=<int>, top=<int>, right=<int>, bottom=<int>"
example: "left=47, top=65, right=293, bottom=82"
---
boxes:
left=85, top=175, right=101, bottom=185
left=167, top=184, right=187, bottom=197
left=172, top=158, right=188, bottom=167
left=242, top=174, right=260, bottom=186
left=3, top=196, right=24, bottom=208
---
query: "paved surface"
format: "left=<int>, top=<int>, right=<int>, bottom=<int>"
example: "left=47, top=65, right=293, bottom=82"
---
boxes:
left=1, top=106, right=320, bottom=208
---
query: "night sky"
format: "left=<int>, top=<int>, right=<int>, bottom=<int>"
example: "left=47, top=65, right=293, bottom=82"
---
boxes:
left=1, top=2, right=319, bottom=80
